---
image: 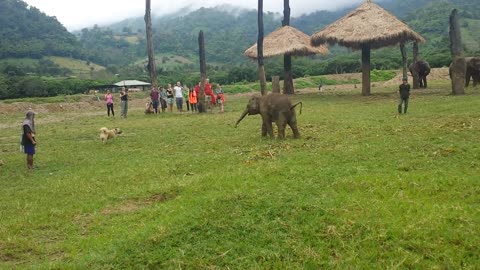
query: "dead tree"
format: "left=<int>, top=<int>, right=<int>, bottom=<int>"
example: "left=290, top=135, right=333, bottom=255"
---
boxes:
left=449, top=9, right=465, bottom=95
left=198, top=31, right=207, bottom=113
left=257, top=0, right=267, bottom=96
left=282, top=0, right=294, bottom=95
left=144, top=0, right=157, bottom=88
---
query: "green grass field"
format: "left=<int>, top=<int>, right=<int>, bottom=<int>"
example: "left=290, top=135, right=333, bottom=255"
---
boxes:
left=0, top=83, right=479, bottom=269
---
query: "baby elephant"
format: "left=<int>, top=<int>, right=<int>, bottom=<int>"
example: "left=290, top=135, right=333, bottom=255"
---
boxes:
left=235, top=93, right=302, bottom=139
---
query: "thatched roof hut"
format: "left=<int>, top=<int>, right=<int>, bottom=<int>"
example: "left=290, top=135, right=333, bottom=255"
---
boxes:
left=245, top=26, right=328, bottom=59
left=311, top=0, right=424, bottom=95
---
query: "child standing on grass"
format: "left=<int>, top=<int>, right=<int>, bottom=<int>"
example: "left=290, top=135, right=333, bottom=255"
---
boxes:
left=21, top=110, right=37, bottom=170
left=398, top=77, right=410, bottom=114
left=215, top=84, right=225, bottom=112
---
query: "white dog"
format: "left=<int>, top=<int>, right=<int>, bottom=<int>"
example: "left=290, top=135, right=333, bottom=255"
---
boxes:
left=99, top=127, right=122, bottom=144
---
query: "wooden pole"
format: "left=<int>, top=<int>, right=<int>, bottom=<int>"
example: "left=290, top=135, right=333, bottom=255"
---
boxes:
left=412, top=42, right=420, bottom=89
left=400, top=43, right=408, bottom=81
left=257, top=0, right=267, bottom=96
left=272, top=76, right=280, bottom=93
left=198, top=30, right=207, bottom=113
left=282, top=0, right=294, bottom=95
left=361, top=44, right=371, bottom=96
left=449, top=9, right=465, bottom=95
left=144, top=0, right=157, bottom=88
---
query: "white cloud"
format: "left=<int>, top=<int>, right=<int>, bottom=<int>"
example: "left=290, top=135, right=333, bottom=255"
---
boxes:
left=23, top=0, right=365, bottom=31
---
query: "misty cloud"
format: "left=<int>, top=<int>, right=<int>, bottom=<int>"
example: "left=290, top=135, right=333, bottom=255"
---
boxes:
left=23, top=0, right=365, bottom=30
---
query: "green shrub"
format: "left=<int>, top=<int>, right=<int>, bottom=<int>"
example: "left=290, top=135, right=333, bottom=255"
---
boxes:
left=370, top=70, right=397, bottom=82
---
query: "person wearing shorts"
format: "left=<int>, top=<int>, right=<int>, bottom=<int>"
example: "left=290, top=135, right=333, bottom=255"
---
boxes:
left=166, top=84, right=174, bottom=112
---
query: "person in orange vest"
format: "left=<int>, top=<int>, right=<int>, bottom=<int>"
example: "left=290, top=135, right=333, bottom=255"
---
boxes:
left=189, top=87, right=198, bottom=112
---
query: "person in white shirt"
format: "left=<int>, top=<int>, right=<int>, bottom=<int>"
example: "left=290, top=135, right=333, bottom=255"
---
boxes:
left=174, top=81, right=184, bottom=112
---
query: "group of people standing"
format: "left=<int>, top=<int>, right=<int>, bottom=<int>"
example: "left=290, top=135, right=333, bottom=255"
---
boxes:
left=147, top=79, right=225, bottom=114
left=103, top=80, right=225, bottom=117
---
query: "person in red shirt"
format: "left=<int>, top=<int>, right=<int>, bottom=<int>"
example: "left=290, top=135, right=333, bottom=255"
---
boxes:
left=204, top=79, right=216, bottom=106
left=194, top=82, right=200, bottom=97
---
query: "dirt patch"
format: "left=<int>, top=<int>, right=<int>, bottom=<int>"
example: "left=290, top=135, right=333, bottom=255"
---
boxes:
left=101, top=189, right=180, bottom=215
left=381, top=67, right=450, bottom=87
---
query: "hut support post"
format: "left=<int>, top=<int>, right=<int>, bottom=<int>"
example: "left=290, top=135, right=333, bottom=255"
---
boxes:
left=412, top=42, right=420, bottom=89
left=361, top=45, right=371, bottom=96
left=283, top=55, right=294, bottom=95
left=198, top=30, right=207, bottom=113
left=449, top=9, right=465, bottom=95
left=272, top=76, right=280, bottom=93
left=400, top=43, right=408, bottom=80
left=257, top=0, right=267, bottom=96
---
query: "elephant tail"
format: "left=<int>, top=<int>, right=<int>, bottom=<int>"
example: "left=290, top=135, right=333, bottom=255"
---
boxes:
left=291, top=102, right=303, bottom=115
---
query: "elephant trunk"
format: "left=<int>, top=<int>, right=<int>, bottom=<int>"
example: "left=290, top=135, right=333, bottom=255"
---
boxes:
left=235, top=109, right=249, bottom=128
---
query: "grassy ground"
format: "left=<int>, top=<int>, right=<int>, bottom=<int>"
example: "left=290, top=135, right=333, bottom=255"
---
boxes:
left=0, top=83, right=479, bottom=269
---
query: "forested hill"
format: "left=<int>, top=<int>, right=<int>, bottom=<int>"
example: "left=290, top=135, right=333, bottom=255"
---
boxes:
left=98, top=0, right=479, bottom=67
left=1, top=0, right=479, bottom=68
left=0, top=0, right=85, bottom=59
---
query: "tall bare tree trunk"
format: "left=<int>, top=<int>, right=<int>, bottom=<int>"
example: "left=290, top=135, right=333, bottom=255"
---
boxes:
left=412, top=42, right=420, bottom=89
left=198, top=31, right=207, bottom=113
left=257, top=0, right=267, bottom=96
left=144, top=0, right=157, bottom=88
left=282, top=0, right=294, bottom=95
left=400, top=43, right=407, bottom=80
left=449, top=9, right=465, bottom=95
left=361, top=44, right=371, bottom=96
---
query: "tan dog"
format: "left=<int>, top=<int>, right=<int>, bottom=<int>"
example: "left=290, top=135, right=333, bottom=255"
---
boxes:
left=99, top=127, right=122, bottom=144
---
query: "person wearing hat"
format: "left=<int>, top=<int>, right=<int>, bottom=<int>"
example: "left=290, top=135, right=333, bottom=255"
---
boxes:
left=398, top=77, right=411, bottom=114
left=21, top=110, right=37, bottom=169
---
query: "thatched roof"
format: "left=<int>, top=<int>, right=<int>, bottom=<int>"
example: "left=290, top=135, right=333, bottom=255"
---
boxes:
left=245, top=26, right=328, bottom=59
left=311, top=0, right=425, bottom=50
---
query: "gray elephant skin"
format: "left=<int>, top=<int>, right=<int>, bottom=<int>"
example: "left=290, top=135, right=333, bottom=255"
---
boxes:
left=409, top=60, right=431, bottom=88
left=235, top=93, right=301, bottom=139
left=465, top=57, right=480, bottom=87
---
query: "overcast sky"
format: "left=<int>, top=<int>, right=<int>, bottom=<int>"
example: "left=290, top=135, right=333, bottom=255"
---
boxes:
left=22, top=0, right=365, bottom=31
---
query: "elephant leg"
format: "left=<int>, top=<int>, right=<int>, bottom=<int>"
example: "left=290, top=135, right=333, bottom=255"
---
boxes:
left=261, top=122, right=267, bottom=137
left=276, top=116, right=287, bottom=139
left=473, top=74, right=480, bottom=87
left=262, top=115, right=274, bottom=138
left=423, top=76, right=427, bottom=88
left=465, top=71, right=471, bottom=87
left=288, top=116, right=300, bottom=139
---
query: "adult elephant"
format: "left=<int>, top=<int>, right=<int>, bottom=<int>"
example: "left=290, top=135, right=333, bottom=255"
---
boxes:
left=465, top=57, right=480, bottom=87
left=235, top=93, right=301, bottom=139
left=409, top=60, right=431, bottom=88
